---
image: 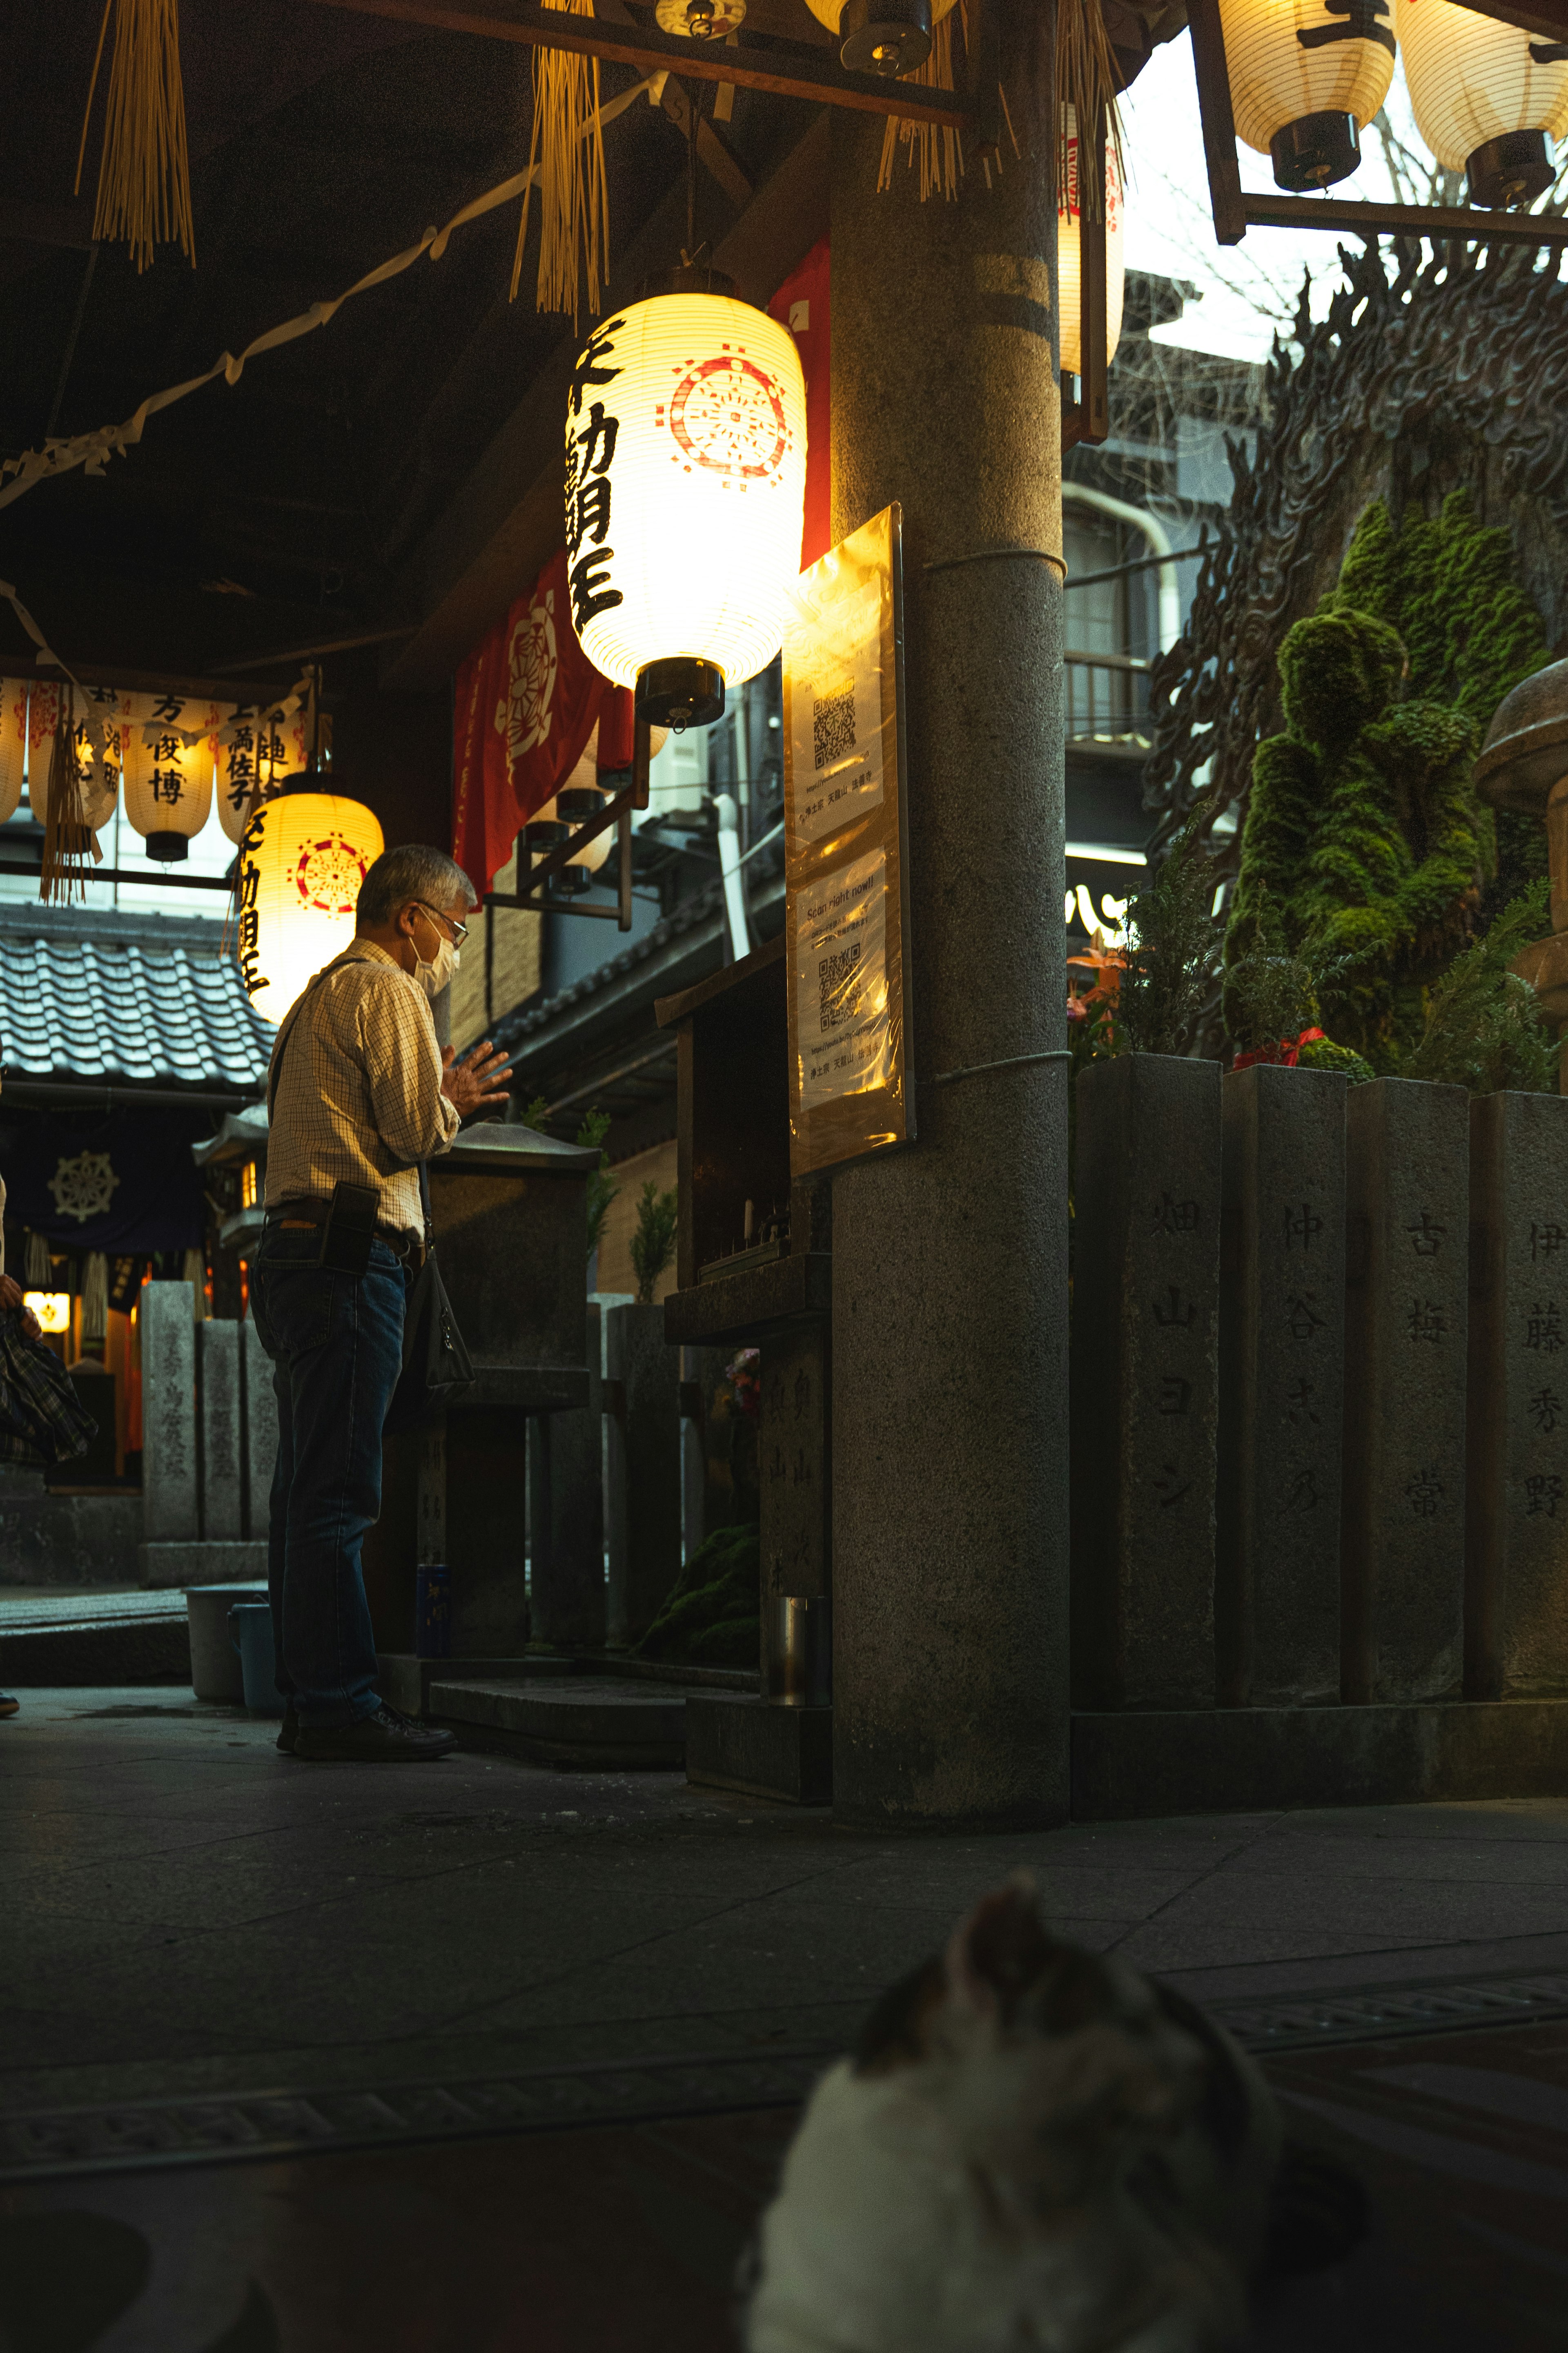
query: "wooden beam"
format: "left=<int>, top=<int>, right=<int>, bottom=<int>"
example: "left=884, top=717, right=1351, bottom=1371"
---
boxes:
left=1186, top=0, right=1246, bottom=248
left=1245, top=194, right=1568, bottom=245
left=594, top=0, right=753, bottom=203
left=1454, top=0, right=1568, bottom=40
left=303, top=0, right=971, bottom=126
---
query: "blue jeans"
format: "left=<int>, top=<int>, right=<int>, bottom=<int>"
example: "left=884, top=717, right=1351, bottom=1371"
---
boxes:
left=250, top=1225, right=412, bottom=1728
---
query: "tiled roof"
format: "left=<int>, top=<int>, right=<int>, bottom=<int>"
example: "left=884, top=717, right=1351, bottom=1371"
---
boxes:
left=0, top=903, right=275, bottom=1093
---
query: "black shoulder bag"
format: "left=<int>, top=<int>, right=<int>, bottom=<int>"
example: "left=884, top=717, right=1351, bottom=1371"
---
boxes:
left=384, top=1160, right=474, bottom=1434
left=270, top=967, right=473, bottom=1434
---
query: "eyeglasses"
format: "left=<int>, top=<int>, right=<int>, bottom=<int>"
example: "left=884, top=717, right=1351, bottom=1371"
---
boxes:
left=414, top=901, right=469, bottom=947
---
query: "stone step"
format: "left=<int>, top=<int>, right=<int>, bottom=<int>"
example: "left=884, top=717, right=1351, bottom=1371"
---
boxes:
left=429, top=1676, right=697, bottom=1769
left=0, top=1599, right=189, bottom=1687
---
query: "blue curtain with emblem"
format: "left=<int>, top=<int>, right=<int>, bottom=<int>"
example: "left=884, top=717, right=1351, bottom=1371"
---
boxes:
left=0, top=1109, right=208, bottom=1253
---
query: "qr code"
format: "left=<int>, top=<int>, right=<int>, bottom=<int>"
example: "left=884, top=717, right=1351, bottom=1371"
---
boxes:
left=818, top=940, right=861, bottom=1029
left=813, top=687, right=855, bottom=773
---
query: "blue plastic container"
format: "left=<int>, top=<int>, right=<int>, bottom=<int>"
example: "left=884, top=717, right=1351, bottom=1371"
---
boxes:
left=228, top=1600, right=284, bottom=1718
left=416, top=1564, right=452, bottom=1659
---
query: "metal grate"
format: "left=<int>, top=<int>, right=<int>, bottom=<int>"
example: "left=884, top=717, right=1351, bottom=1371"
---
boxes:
left=7, top=1969, right=1568, bottom=2184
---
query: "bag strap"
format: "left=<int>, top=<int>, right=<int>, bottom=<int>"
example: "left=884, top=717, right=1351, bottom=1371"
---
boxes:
left=419, top=1158, right=434, bottom=1252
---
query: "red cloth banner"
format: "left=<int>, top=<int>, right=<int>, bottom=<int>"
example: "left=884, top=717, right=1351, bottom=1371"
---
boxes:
left=768, top=237, right=831, bottom=573
left=452, top=549, right=637, bottom=896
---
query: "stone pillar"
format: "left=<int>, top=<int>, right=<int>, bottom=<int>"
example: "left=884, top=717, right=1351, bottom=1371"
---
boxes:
left=530, top=1302, right=606, bottom=1650
left=1342, top=1078, right=1469, bottom=1703
left=759, top=1322, right=830, bottom=1694
left=680, top=1344, right=733, bottom=1555
left=1217, top=1065, right=1347, bottom=1707
left=829, top=43, right=1067, bottom=1827
left=140, top=1282, right=197, bottom=1543
left=1071, top=1055, right=1222, bottom=1710
left=417, top=1409, right=530, bottom=1655
left=604, top=1301, right=682, bottom=1647
left=199, top=1320, right=243, bottom=1541
left=240, top=1319, right=278, bottom=1545
left=1466, top=1090, right=1568, bottom=1697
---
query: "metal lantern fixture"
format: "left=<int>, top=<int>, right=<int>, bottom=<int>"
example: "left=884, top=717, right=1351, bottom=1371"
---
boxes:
left=235, top=790, right=385, bottom=1024
left=564, top=278, right=808, bottom=736
left=1058, top=107, right=1125, bottom=377
left=1394, top=0, right=1568, bottom=207
left=122, top=693, right=217, bottom=861
left=802, top=0, right=956, bottom=76
left=1215, top=0, right=1396, bottom=190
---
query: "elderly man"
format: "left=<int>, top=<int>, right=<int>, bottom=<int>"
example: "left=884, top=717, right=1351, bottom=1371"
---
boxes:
left=253, top=843, right=510, bottom=1763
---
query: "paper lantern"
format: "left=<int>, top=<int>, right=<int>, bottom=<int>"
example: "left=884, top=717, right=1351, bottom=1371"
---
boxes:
left=1394, top=0, right=1568, bottom=205
left=0, top=679, right=27, bottom=825
left=802, top=0, right=955, bottom=74
left=564, top=288, right=807, bottom=731
left=1058, top=108, right=1125, bottom=376
left=1217, top=0, right=1396, bottom=189
left=24, top=1293, right=71, bottom=1336
left=236, top=791, right=385, bottom=1024
left=27, top=687, right=118, bottom=839
left=122, top=692, right=216, bottom=860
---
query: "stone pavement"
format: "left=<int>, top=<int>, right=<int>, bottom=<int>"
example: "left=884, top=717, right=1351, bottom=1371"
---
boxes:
left=7, top=1687, right=1568, bottom=2122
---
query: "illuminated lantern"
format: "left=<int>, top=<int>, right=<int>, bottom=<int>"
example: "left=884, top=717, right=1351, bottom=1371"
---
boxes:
left=122, top=692, right=215, bottom=861
left=236, top=790, right=385, bottom=1024
left=1216, top=0, right=1396, bottom=190
left=802, top=0, right=955, bottom=76
left=28, top=687, right=118, bottom=840
left=1394, top=0, right=1568, bottom=206
left=24, top=1292, right=71, bottom=1336
left=0, top=679, right=27, bottom=825
left=564, top=285, right=807, bottom=733
left=1058, top=107, right=1125, bottom=377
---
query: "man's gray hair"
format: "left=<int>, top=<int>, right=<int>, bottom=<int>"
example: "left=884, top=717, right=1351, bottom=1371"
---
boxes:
left=357, top=844, right=479, bottom=928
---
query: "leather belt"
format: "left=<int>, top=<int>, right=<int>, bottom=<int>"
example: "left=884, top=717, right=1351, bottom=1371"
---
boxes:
left=263, top=1203, right=425, bottom=1265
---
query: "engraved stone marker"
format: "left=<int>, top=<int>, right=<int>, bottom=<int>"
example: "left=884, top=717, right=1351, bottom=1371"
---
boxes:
left=200, top=1320, right=243, bottom=1541
left=1342, top=1078, right=1469, bottom=1702
left=1467, top=1089, right=1568, bottom=1697
left=140, top=1282, right=197, bottom=1543
left=1071, top=1055, right=1222, bottom=1709
left=1218, top=1065, right=1348, bottom=1707
left=605, top=1302, right=682, bottom=1647
left=530, top=1302, right=605, bottom=1650
left=241, top=1318, right=278, bottom=1544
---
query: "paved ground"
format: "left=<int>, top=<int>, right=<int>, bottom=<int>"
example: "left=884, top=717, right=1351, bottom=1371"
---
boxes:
left=7, top=1687, right=1568, bottom=2120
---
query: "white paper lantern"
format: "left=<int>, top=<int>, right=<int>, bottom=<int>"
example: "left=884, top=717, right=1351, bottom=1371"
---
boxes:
left=564, top=291, right=807, bottom=728
left=1394, top=0, right=1568, bottom=205
left=1217, top=0, right=1396, bottom=189
left=236, top=791, right=385, bottom=1024
left=1058, top=108, right=1126, bottom=377
left=122, top=692, right=216, bottom=860
left=0, top=680, right=27, bottom=825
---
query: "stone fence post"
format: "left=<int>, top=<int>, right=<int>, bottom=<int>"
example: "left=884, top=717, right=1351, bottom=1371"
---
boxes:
left=604, top=1301, right=682, bottom=1648
left=529, top=1301, right=605, bottom=1650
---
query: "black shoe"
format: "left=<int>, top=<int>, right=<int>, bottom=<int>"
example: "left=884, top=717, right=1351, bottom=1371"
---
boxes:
left=294, top=1704, right=457, bottom=1763
left=276, top=1711, right=298, bottom=1755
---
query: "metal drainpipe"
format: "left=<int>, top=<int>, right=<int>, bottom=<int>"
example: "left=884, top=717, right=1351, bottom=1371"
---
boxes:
left=1063, top=481, right=1181, bottom=654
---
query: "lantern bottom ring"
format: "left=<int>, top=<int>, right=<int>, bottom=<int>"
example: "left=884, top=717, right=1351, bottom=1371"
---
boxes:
left=636, top=656, right=726, bottom=734
left=838, top=0, right=931, bottom=78
left=145, top=832, right=191, bottom=863
left=1270, top=111, right=1360, bottom=194
left=1467, top=130, right=1554, bottom=211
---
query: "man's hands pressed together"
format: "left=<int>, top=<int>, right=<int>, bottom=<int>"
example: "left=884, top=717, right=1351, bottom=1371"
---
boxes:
left=441, top=1041, right=514, bottom=1121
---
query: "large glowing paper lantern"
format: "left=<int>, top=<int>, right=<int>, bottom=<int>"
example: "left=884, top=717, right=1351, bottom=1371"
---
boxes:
left=1394, top=0, right=1568, bottom=205
left=236, top=791, right=385, bottom=1024
left=564, top=290, right=807, bottom=731
left=122, top=692, right=216, bottom=860
left=0, top=680, right=27, bottom=825
left=1058, top=107, right=1125, bottom=377
left=1216, top=0, right=1396, bottom=189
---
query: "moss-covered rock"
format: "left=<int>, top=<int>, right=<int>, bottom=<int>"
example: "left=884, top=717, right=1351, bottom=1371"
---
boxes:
left=636, top=1520, right=760, bottom=1671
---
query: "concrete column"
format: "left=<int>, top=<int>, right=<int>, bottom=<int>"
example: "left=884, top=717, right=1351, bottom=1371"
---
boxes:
left=1218, top=1065, right=1348, bottom=1707
left=828, top=42, right=1067, bottom=1827
left=604, top=1302, right=682, bottom=1646
left=199, top=1320, right=243, bottom=1541
left=240, top=1319, right=278, bottom=1544
left=530, top=1303, right=606, bottom=1650
left=1072, top=1055, right=1222, bottom=1711
left=1342, top=1078, right=1469, bottom=1703
left=140, top=1282, right=197, bottom=1543
left=1466, top=1090, right=1568, bottom=1697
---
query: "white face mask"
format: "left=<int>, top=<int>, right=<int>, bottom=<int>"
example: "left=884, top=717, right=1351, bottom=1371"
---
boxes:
left=416, top=935, right=459, bottom=999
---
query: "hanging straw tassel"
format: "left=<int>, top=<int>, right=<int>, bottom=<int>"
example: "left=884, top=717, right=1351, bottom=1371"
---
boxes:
left=81, top=1254, right=109, bottom=1345
left=877, top=12, right=964, bottom=204
left=511, top=0, right=609, bottom=325
left=75, top=0, right=195, bottom=273
left=40, top=685, right=94, bottom=906
left=1054, top=0, right=1123, bottom=219
left=24, top=1231, right=52, bottom=1288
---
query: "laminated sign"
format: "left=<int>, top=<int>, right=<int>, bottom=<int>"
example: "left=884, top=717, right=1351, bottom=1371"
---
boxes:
left=784, top=504, right=912, bottom=1178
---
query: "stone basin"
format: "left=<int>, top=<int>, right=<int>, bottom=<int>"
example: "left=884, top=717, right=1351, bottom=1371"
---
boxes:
left=1474, top=658, right=1568, bottom=814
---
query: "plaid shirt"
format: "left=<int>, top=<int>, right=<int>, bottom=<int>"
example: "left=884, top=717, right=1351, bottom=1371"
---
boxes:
left=0, top=1312, right=96, bottom=1467
left=265, top=941, right=459, bottom=1241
